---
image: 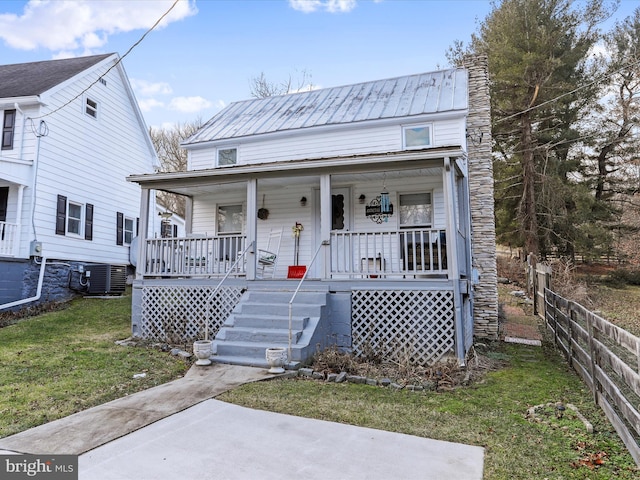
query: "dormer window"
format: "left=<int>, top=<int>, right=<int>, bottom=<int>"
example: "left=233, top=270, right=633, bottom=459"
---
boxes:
left=403, top=125, right=432, bottom=149
left=85, top=97, right=98, bottom=119
left=217, top=147, right=237, bottom=166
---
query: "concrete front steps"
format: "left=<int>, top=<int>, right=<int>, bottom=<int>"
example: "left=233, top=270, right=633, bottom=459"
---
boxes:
left=212, top=286, right=329, bottom=369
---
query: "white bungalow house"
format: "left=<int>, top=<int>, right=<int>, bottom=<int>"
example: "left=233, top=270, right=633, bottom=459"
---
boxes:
left=0, top=53, right=158, bottom=309
left=128, top=57, right=498, bottom=367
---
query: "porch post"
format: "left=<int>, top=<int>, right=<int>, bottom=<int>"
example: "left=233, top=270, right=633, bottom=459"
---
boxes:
left=184, top=196, right=193, bottom=234
left=443, top=157, right=465, bottom=362
left=136, top=187, right=150, bottom=280
left=246, top=178, right=258, bottom=280
left=15, top=185, right=25, bottom=257
left=320, top=174, right=332, bottom=279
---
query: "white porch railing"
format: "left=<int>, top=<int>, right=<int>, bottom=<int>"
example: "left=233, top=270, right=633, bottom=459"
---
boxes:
left=330, top=228, right=447, bottom=277
left=143, top=235, right=247, bottom=277
left=0, top=221, right=18, bottom=256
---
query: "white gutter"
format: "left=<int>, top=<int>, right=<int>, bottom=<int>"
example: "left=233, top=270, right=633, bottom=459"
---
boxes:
left=0, top=257, right=47, bottom=310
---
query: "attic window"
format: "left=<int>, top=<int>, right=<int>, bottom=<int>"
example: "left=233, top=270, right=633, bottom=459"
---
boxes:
left=403, top=125, right=432, bottom=149
left=217, top=147, right=237, bottom=166
left=85, top=98, right=98, bottom=118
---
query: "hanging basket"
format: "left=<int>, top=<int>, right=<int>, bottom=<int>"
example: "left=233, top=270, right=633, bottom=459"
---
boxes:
left=258, top=194, right=269, bottom=220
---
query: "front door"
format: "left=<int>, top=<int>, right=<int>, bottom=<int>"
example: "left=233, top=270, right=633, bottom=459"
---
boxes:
left=313, top=187, right=350, bottom=277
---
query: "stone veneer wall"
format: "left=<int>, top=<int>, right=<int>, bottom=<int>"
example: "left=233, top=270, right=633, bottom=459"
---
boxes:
left=463, top=55, right=499, bottom=339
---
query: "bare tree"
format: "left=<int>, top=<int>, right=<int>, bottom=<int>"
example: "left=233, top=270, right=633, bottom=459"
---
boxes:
left=249, top=69, right=314, bottom=98
left=149, top=120, right=202, bottom=217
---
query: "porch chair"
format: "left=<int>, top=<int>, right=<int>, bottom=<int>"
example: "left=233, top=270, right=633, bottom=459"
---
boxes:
left=257, top=227, right=283, bottom=279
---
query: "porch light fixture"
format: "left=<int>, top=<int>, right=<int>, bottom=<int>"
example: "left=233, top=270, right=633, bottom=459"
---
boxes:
left=300, top=196, right=307, bottom=207
left=359, top=194, right=366, bottom=204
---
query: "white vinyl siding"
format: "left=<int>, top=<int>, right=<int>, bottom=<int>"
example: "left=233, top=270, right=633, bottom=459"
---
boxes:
left=17, top=57, right=155, bottom=263
left=188, top=117, right=465, bottom=170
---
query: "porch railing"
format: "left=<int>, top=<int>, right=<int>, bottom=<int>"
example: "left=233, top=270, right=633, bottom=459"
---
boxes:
left=143, top=235, right=246, bottom=277
left=330, top=228, right=447, bottom=278
left=0, top=221, right=18, bottom=256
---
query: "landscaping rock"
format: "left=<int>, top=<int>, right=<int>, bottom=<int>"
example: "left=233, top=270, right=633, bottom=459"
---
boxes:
left=390, top=383, right=404, bottom=391
left=298, top=368, right=314, bottom=377
left=346, top=375, right=366, bottom=384
left=379, top=378, right=392, bottom=387
left=326, top=373, right=338, bottom=382
left=312, top=371, right=324, bottom=380
left=366, top=378, right=378, bottom=386
left=335, top=372, right=347, bottom=383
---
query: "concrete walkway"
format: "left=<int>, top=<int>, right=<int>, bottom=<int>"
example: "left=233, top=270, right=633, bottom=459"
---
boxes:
left=0, top=363, right=484, bottom=479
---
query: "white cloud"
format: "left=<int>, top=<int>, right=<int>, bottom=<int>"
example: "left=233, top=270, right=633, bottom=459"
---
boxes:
left=131, top=79, right=173, bottom=96
left=168, top=96, right=212, bottom=113
left=288, top=0, right=357, bottom=13
left=0, top=0, right=197, bottom=54
left=138, top=98, right=165, bottom=112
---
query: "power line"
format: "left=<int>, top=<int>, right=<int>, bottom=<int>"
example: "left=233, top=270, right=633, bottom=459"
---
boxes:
left=31, top=0, right=180, bottom=121
left=495, top=57, right=640, bottom=124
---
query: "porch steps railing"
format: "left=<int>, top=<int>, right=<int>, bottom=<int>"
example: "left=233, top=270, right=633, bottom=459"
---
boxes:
left=212, top=287, right=329, bottom=368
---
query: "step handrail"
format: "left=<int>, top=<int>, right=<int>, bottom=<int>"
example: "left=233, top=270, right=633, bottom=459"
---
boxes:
left=204, top=241, right=255, bottom=340
left=288, top=240, right=328, bottom=359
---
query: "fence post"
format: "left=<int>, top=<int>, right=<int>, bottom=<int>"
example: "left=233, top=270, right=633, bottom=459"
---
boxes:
left=568, top=303, right=575, bottom=367
left=586, top=310, right=598, bottom=404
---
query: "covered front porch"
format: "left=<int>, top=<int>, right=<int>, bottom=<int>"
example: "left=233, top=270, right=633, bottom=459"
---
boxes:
left=129, top=148, right=475, bottom=365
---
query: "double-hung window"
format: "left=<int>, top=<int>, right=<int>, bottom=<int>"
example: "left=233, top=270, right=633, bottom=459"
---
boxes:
left=56, top=195, right=93, bottom=240
left=2, top=109, right=16, bottom=150
left=85, top=97, right=98, bottom=119
left=399, top=192, right=433, bottom=228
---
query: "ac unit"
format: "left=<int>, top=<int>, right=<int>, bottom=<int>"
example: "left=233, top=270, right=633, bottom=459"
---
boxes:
left=84, top=264, right=127, bottom=295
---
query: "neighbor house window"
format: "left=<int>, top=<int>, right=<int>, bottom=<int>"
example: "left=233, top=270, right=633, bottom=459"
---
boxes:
left=399, top=192, right=432, bottom=227
left=2, top=109, right=16, bottom=150
left=217, top=204, right=243, bottom=234
left=124, top=217, right=135, bottom=244
left=217, top=147, right=237, bottom=166
left=67, top=202, right=83, bottom=235
left=55, top=195, right=93, bottom=239
left=403, top=125, right=432, bottom=149
left=85, top=97, right=98, bottom=118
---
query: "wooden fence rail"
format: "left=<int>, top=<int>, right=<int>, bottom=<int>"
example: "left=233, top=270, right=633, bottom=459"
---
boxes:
left=544, top=288, right=640, bottom=466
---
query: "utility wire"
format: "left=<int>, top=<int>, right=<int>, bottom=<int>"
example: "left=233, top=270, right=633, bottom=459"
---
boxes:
left=495, top=56, right=640, bottom=124
left=30, top=0, right=180, bottom=121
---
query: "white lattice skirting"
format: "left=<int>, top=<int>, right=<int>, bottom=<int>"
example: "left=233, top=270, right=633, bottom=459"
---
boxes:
left=139, top=285, right=244, bottom=342
left=352, top=290, right=455, bottom=365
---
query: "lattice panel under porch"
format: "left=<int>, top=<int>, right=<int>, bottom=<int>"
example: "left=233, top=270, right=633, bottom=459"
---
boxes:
left=139, top=285, right=244, bottom=342
left=351, top=290, right=455, bottom=365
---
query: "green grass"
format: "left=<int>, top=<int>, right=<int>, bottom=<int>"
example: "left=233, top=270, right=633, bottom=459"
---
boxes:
left=220, top=343, right=639, bottom=479
left=0, top=292, right=189, bottom=438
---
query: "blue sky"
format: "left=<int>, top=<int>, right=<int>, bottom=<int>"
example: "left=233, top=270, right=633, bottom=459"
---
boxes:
left=1, top=0, right=639, bottom=128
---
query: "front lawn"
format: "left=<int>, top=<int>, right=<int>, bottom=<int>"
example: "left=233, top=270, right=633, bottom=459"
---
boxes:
left=0, top=292, right=189, bottom=438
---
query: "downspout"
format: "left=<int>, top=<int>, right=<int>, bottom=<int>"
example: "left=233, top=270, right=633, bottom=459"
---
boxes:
left=0, top=257, right=47, bottom=310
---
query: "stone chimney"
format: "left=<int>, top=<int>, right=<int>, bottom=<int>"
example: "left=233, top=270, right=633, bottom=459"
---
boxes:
left=463, top=54, right=499, bottom=339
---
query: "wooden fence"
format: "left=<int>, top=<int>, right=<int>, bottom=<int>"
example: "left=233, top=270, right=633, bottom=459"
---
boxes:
left=544, top=289, right=640, bottom=466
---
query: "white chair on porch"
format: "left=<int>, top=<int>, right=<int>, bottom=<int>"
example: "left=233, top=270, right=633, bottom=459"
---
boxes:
left=257, top=227, right=283, bottom=279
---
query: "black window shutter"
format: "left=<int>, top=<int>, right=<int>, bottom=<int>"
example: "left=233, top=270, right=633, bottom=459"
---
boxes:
left=136, top=217, right=140, bottom=236
left=116, top=211, right=124, bottom=245
left=85, top=204, right=94, bottom=240
left=173, top=224, right=178, bottom=237
left=55, top=195, right=67, bottom=235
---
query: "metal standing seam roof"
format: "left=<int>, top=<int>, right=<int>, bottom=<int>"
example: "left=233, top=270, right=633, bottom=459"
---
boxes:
left=0, top=53, right=113, bottom=99
left=186, top=67, right=469, bottom=145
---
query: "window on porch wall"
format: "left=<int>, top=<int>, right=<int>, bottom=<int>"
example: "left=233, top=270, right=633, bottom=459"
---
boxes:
left=217, top=204, right=243, bottom=261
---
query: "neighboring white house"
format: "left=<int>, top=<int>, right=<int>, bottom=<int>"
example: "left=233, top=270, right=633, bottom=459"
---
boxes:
left=128, top=57, right=498, bottom=367
left=0, top=53, right=158, bottom=308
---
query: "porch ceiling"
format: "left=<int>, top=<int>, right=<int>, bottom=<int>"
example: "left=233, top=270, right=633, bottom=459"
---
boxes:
left=130, top=147, right=464, bottom=197
left=153, top=167, right=444, bottom=196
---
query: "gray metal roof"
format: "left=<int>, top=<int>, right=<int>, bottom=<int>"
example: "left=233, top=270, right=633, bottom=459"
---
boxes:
left=186, top=67, right=468, bottom=145
left=0, top=53, right=113, bottom=99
